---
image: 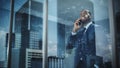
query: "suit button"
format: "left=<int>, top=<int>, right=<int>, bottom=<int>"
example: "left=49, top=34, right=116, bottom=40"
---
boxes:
left=79, top=52, right=81, bottom=55
left=80, top=58, right=83, bottom=60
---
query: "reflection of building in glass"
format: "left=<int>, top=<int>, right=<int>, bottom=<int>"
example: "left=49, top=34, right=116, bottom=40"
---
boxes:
left=48, top=56, right=65, bottom=68
left=15, top=0, right=43, bottom=49
left=5, top=33, right=15, bottom=60
left=29, top=15, right=43, bottom=49
left=57, top=0, right=96, bottom=67
left=57, top=23, right=65, bottom=57
left=5, top=33, right=17, bottom=68
left=15, top=33, right=21, bottom=48
left=0, top=61, right=7, bottom=68
left=11, top=48, right=20, bottom=68
left=7, top=0, right=43, bottom=68
left=29, top=31, right=42, bottom=49
left=56, top=0, right=107, bottom=68
left=5, top=33, right=15, bottom=48
left=26, top=49, right=42, bottom=68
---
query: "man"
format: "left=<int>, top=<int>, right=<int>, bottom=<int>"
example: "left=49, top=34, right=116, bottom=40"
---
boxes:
left=66, top=9, right=96, bottom=68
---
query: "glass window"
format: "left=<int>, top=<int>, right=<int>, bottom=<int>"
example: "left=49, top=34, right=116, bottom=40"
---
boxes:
left=0, top=0, right=44, bottom=68
left=48, top=0, right=114, bottom=68
left=0, top=0, right=10, bottom=67
left=13, top=0, right=43, bottom=68
left=0, top=0, right=116, bottom=68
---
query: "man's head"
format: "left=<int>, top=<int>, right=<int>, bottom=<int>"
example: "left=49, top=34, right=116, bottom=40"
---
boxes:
left=80, top=9, right=91, bottom=23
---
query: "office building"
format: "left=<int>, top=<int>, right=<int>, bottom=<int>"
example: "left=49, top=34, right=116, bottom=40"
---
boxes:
left=26, top=49, right=42, bottom=68
left=48, top=56, right=65, bottom=68
left=57, top=23, right=65, bottom=57
left=13, top=0, right=43, bottom=68
left=0, top=61, right=7, bottom=68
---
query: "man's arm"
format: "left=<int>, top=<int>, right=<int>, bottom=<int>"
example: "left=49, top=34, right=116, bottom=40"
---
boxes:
left=66, top=33, right=78, bottom=54
left=66, top=18, right=83, bottom=53
left=66, top=33, right=78, bottom=49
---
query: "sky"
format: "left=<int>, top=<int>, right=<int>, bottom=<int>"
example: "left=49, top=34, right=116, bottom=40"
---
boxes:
left=0, top=8, right=10, bottom=61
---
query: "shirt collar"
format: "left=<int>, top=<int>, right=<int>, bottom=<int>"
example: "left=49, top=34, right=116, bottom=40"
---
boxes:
left=84, top=21, right=92, bottom=30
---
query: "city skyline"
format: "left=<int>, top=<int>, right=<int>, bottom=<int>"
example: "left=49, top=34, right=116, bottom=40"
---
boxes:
left=0, top=0, right=112, bottom=61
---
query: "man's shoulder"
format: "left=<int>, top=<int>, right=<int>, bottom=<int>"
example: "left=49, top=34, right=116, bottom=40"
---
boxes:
left=86, top=23, right=95, bottom=33
left=88, top=23, right=95, bottom=29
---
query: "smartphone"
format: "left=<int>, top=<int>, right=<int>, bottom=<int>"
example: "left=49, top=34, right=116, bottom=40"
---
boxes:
left=78, top=20, right=82, bottom=26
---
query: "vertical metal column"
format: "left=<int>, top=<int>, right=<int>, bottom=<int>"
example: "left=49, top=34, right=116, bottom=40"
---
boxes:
left=42, top=0, right=48, bottom=68
left=52, top=58, right=53, bottom=68
left=61, top=58, right=62, bottom=68
left=109, top=0, right=117, bottom=68
left=58, top=58, right=59, bottom=68
left=7, top=0, right=14, bottom=68
left=55, top=58, right=56, bottom=68
left=28, top=0, right=31, bottom=30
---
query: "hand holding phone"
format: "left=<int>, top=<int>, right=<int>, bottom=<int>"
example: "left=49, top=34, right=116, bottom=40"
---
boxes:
left=72, top=18, right=83, bottom=32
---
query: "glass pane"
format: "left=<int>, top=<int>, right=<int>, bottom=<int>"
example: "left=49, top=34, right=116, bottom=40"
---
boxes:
left=48, top=0, right=113, bottom=68
left=4, top=0, right=44, bottom=68
left=0, top=0, right=10, bottom=67
left=15, top=0, right=43, bottom=68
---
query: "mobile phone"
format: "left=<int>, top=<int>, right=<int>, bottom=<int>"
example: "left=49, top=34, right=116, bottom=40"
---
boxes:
left=78, top=20, right=82, bottom=26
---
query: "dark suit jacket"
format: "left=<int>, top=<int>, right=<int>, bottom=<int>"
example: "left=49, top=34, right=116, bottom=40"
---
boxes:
left=66, top=23, right=96, bottom=68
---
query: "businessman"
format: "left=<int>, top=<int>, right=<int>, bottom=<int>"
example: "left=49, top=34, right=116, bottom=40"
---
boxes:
left=66, top=9, right=96, bottom=68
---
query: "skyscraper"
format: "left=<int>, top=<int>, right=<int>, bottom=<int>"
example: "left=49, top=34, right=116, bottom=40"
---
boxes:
left=0, top=61, right=6, bottom=68
left=5, top=33, right=15, bottom=48
left=13, top=0, right=43, bottom=68
left=15, top=12, right=30, bottom=68
left=57, top=23, right=65, bottom=57
left=26, top=49, right=42, bottom=68
left=15, top=1, right=43, bottom=50
left=29, top=15, right=43, bottom=49
left=48, top=56, right=65, bottom=68
left=5, top=33, right=21, bottom=68
left=5, top=33, right=15, bottom=66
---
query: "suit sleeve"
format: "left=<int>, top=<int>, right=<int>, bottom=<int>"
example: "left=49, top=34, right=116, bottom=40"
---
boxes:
left=66, top=33, right=78, bottom=49
left=66, top=29, right=84, bottom=50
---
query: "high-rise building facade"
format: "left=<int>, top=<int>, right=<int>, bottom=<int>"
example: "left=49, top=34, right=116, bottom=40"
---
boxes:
left=26, top=49, right=42, bottom=68
left=11, top=0, right=43, bottom=68
left=48, top=56, right=65, bottom=68
left=57, top=23, right=65, bottom=57
left=0, top=61, right=6, bottom=68
left=5, top=33, right=15, bottom=48
left=15, top=1, right=43, bottom=50
left=5, top=33, right=16, bottom=68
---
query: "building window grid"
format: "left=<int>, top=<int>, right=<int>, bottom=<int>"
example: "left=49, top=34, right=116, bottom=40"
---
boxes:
left=26, top=51, right=42, bottom=68
left=15, top=34, right=21, bottom=48
left=29, top=32, right=40, bottom=49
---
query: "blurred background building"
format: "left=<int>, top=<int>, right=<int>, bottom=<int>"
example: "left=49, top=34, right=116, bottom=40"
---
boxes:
left=48, top=56, right=64, bottom=68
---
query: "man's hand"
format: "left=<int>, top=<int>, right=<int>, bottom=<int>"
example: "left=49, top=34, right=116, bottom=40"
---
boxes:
left=72, top=18, right=82, bottom=32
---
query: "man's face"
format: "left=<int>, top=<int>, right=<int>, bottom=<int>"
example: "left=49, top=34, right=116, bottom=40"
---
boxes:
left=80, top=10, right=90, bottom=23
